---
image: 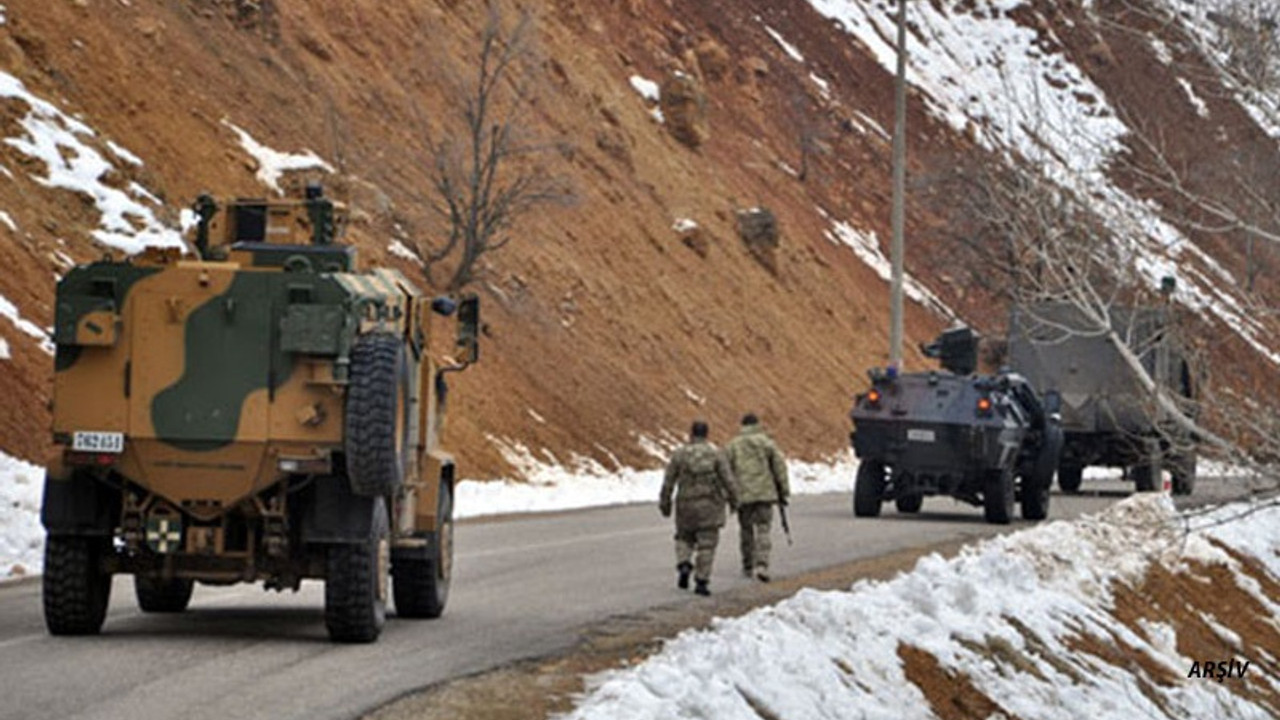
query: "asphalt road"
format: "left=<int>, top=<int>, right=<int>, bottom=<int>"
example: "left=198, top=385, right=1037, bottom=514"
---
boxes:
left=0, top=478, right=1247, bottom=720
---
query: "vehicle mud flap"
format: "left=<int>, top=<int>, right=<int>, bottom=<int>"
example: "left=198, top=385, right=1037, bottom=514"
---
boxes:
left=303, top=474, right=378, bottom=544
left=1022, top=424, right=1062, bottom=521
left=41, top=471, right=119, bottom=536
left=1057, top=462, right=1084, bottom=494
left=983, top=467, right=1014, bottom=525
left=1130, top=464, right=1156, bottom=492
left=392, top=481, right=453, bottom=619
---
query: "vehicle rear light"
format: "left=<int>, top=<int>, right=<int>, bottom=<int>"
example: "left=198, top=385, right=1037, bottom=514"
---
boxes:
left=976, top=396, right=993, bottom=417
left=65, top=451, right=118, bottom=467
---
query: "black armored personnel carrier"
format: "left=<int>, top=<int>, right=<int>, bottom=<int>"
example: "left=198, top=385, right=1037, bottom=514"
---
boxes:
left=849, top=328, right=1064, bottom=525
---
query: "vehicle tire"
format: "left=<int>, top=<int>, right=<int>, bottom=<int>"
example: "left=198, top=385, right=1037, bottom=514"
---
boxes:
left=43, top=535, right=112, bottom=636
left=134, top=576, right=194, bottom=613
left=983, top=467, right=1015, bottom=525
left=854, top=461, right=886, bottom=517
left=394, top=482, right=453, bottom=619
left=1171, top=453, right=1197, bottom=496
left=325, top=500, right=389, bottom=643
left=1131, top=464, right=1156, bottom=492
left=894, top=493, right=923, bottom=514
left=345, top=333, right=410, bottom=498
left=1057, top=463, right=1084, bottom=494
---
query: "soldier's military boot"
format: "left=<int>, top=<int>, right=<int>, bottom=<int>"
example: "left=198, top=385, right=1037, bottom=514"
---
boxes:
left=677, top=562, right=693, bottom=590
left=695, top=579, right=711, bottom=596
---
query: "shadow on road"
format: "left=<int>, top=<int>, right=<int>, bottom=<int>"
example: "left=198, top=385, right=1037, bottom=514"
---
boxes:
left=101, top=607, right=329, bottom=643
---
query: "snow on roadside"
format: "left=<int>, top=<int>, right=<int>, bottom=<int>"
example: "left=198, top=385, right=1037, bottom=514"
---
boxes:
left=223, top=120, right=334, bottom=195
left=562, top=494, right=1280, bottom=720
left=0, top=72, right=184, bottom=254
left=0, top=451, right=44, bottom=580
left=458, top=436, right=856, bottom=519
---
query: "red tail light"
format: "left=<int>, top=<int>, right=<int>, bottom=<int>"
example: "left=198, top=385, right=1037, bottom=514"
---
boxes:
left=976, top=396, right=993, bottom=416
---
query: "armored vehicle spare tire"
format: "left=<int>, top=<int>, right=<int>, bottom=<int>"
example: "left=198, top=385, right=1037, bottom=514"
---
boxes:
left=984, top=467, right=1015, bottom=525
left=345, top=333, right=410, bottom=498
left=854, top=460, right=886, bottom=517
left=43, top=536, right=112, bottom=635
left=393, top=482, right=454, bottom=619
left=135, top=576, right=194, bottom=613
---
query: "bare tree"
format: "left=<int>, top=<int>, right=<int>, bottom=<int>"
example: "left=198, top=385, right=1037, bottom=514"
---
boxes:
left=421, top=2, right=571, bottom=291
left=789, top=91, right=830, bottom=183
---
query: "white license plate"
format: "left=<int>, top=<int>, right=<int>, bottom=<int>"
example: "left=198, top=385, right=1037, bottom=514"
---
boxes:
left=72, top=431, right=125, bottom=453
left=907, top=429, right=936, bottom=443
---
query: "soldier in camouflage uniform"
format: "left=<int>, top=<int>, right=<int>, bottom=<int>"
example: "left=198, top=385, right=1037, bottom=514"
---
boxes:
left=726, top=413, right=789, bottom=582
left=660, top=421, right=739, bottom=596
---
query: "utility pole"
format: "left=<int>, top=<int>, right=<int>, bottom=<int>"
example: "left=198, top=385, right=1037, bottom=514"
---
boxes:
left=889, top=0, right=908, bottom=368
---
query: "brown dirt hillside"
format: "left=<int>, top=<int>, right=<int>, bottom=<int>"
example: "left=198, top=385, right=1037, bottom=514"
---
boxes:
left=0, top=0, right=1276, bottom=477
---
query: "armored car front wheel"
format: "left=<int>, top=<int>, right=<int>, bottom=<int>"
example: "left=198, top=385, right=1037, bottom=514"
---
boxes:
left=43, top=535, right=112, bottom=636
left=854, top=460, right=886, bottom=517
left=983, top=467, right=1015, bottom=525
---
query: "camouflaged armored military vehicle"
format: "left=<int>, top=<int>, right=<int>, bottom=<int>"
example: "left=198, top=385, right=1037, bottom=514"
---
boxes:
left=850, top=328, right=1064, bottom=525
left=41, top=185, right=479, bottom=642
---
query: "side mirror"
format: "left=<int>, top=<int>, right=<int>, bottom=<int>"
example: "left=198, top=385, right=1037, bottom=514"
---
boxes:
left=455, top=293, right=480, bottom=366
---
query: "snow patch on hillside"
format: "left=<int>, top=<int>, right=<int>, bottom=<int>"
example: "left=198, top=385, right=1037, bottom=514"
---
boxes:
left=823, top=216, right=956, bottom=319
left=762, top=23, right=805, bottom=63
left=809, top=0, right=1280, bottom=365
left=1161, top=0, right=1280, bottom=140
left=223, top=120, right=334, bottom=195
left=0, top=72, right=184, bottom=254
left=562, top=494, right=1280, bottom=720
left=0, top=292, right=52, bottom=355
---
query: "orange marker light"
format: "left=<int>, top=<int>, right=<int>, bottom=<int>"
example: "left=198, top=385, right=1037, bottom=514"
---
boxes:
left=977, top=397, right=992, bottom=413
left=867, top=389, right=882, bottom=405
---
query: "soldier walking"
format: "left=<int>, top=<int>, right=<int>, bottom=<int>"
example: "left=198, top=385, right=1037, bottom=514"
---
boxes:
left=726, top=413, right=789, bottom=582
left=660, top=421, right=739, bottom=596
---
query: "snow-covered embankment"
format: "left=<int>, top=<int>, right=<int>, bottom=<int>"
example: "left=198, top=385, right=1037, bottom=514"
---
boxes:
left=562, top=494, right=1280, bottom=720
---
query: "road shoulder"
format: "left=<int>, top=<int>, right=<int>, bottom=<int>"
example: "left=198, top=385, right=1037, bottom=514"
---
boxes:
left=366, top=538, right=976, bottom=720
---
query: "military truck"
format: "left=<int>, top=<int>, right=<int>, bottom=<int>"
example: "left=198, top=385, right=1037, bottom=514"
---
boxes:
left=41, top=186, right=479, bottom=642
left=1008, top=301, right=1197, bottom=495
left=849, top=328, right=1064, bottom=524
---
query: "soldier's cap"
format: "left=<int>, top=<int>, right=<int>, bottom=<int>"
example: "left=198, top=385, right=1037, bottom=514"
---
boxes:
left=741, top=413, right=759, bottom=426
left=691, top=421, right=709, bottom=439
